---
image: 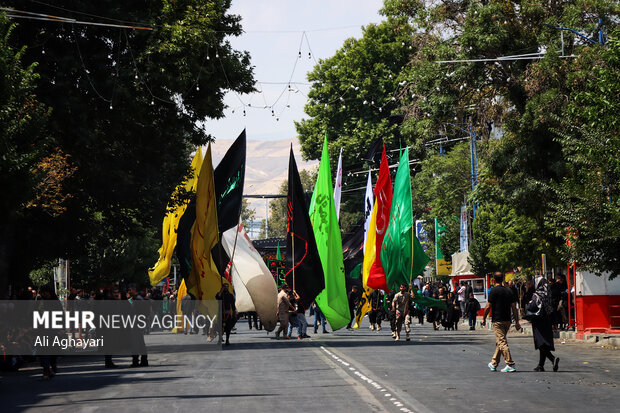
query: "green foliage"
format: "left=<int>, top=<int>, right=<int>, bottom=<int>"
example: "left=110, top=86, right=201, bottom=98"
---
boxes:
left=546, top=29, right=620, bottom=278
left=296, top=18, right=415, bottom=225
left=0, top=12, right=50, bottom=291
left=2, top=1, right=255, bottom=287
left=469, top=207, right=496, bottom=277
left=240, top=198, right=255, bottom=230
left=412, top=142, right=473, bottom=261
left=70, top=222, right=159, bottom=288
left=296, top=19, right=414, bottom=162
left=29, top=260, right=56, bottom=287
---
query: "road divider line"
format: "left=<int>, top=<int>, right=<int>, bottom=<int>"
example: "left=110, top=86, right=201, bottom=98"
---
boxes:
left=318, top=345, right=433, bottom=413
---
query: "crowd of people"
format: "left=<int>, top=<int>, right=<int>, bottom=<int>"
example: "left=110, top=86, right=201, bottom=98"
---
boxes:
left=2, top=271, right=570, bottom=380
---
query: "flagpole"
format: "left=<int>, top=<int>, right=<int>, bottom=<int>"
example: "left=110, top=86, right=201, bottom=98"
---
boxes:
left=218, top=233, right=224, bottom=288
left=409, top=225, right=415, bottom=288
left=292, top=232, right=296, bottom=293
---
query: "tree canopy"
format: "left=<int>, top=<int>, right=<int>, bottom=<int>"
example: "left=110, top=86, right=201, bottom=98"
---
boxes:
left=297, top=0, right=620, bottom=277
left=1, top=1, right=255, bottom=289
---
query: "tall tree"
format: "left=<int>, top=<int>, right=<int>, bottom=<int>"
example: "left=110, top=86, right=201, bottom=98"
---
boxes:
left=546, top=29, right=620, bottom=278
left=3, top=1, right=255, bottom=287
left=0, top=12, right=53, bottom=292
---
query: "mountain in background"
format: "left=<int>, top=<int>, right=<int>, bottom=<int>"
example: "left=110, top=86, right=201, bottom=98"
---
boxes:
left=211, top=138, right=318, bottom=217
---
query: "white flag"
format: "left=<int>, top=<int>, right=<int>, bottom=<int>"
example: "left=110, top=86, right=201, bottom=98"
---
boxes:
left=362, top=169, right=374, bottom=252
left=221, top=223, right=278, bottom=331
left=333, top=147, right=343, bottom=220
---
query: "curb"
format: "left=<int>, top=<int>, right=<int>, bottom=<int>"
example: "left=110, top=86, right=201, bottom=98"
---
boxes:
left=469, top=319, right=619, bottom=347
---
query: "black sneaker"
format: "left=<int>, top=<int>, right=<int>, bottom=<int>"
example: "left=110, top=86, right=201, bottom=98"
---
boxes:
left=534, top=365, right=545, bottom=372
left=553, top=357, right=560, bottom=372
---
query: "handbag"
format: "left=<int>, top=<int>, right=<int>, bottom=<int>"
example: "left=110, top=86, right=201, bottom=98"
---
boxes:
left=524, top=293, right=543, bottom=320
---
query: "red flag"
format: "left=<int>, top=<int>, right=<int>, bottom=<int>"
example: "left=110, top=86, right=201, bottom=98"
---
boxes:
left=367, top=141, right=392, bottom=291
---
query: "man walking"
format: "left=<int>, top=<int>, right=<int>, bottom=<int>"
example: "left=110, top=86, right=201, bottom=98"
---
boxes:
left=275, top=285, right=292, bottom=339
left=346, top=285, right=361, bottom=329
left=482, top=272, right=521, bottom=372
left=392, top=283, right=411, bottom=341
left=368, top=289, right=383, bottom=331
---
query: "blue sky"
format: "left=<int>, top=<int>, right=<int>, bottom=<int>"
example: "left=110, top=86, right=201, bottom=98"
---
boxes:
left=202, top=0, right=384, bottom=142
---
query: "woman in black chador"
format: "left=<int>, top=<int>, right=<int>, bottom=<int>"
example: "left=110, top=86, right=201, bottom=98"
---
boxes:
left=529, top=277, right=560, bottom=372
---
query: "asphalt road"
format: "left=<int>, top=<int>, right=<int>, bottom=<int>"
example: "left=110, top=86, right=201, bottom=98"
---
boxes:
left=2, top=317, right=619, bottom=412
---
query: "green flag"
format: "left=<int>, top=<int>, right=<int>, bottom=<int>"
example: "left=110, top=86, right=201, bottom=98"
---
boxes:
left=309, top=136, right=350, bottom=331
left=276, top=243, right=282, bottom=261
left=381, top=148, right=429, bottom=291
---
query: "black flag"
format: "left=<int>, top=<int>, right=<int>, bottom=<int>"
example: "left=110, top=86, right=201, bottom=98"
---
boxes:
left=176, top=199, right=196, bottom=284
left=284, top=147, right=325, bottom=308
left=214, top=129, right=246, bottom=233
left=342, top=224, right=364, bottom=276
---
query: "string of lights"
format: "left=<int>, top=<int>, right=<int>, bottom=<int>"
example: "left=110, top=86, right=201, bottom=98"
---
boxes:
left=4, top=6, right=581, bottom=126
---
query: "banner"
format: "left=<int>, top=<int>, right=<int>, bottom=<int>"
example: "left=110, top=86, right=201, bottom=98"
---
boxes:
left=381, top=148, right=429, bottom=291
left=367, top=141, right=392, bottom=291
left=284, top=147, right=325, bottom=309
left=310, top=137, right=350, bottom=331
left=148, top=149, right=202, bottom=286
left=460, top=205, right=468, bottom=252
left=222, top=224, right=278, bottom=331
left=214, top=129, right=246, bottom=233
left=435, top=219, right=452, bottom=276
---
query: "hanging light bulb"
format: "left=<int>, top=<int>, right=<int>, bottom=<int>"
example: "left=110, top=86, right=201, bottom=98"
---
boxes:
left=308, top=52, right=311, bottom=59
left=298, top=51, right=302, bottom=58
left=342, top=105, right=346, bottom=109
left=135, top=74, right=138, bottom=80
left=215, top=51, right=219, bottom=58
left=363, top=100, right=368, bottom=105
left=109, top=104, right=113, bottom=110
left=243, top=110, right=246, bottom=116
left=151, top=100, right=155, bottom=105
left=196, top=85, right=200, bottom=91
left=248, top=103, right=252, bottom=107
left=371, top=100, right=375, bottom=105
left=276, top=117, right=279, bottom=121
left=324, top=104, right=328, bottom=108
left=379, top=107, right=382, bottom=112
left=271, top=110, right=275, bottom=116
left=42, top=47, right=45, bottom=55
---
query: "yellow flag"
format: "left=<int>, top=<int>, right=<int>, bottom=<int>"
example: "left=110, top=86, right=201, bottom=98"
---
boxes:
left=172, top=279, right=187, bottom=333
left=149, top=149, right=203, bottom=286
left=187, top=144, right=227, bottom=314
left=353, top=201, right=377, bottom=328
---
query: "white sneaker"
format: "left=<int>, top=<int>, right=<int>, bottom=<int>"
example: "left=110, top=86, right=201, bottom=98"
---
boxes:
left=501, top=365, right=516, bottom=373
left=488, top=362, right=497, bottom=371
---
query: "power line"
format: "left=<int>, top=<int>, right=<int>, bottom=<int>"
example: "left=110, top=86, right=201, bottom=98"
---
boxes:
left=2, top=8, right=153, bottom=30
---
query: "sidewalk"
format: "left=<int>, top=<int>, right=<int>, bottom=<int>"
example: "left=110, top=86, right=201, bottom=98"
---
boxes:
left=470, top=318, right=620, bottom=348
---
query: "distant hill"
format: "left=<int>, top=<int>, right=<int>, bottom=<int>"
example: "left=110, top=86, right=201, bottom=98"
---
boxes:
left=210, top=138, right=318, bottom=215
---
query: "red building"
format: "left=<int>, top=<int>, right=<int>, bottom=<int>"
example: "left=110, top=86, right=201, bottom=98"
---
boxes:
left=571, top=267, right=620, bottom=338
